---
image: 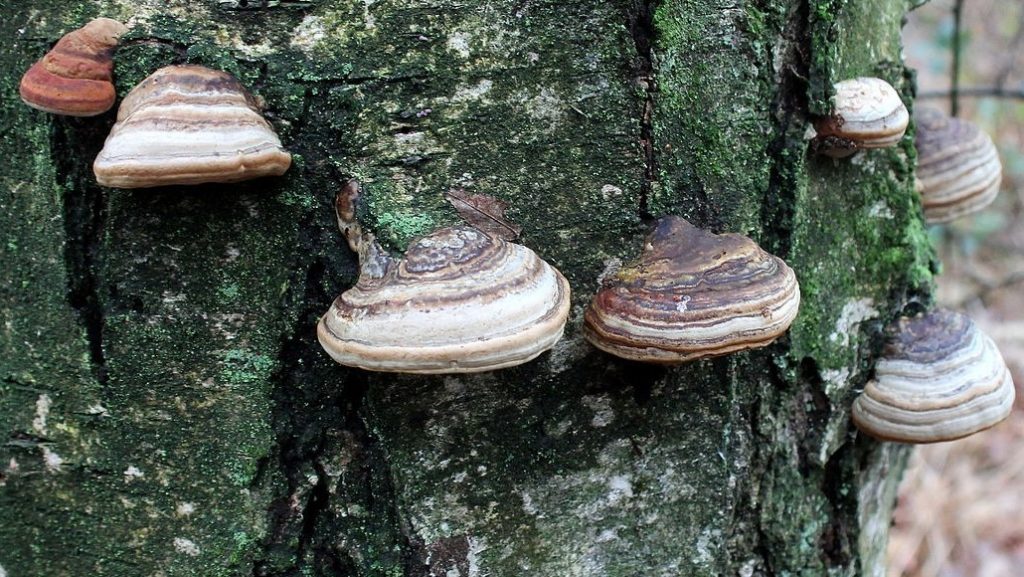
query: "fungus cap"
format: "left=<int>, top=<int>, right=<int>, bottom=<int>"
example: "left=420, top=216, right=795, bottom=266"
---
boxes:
left=19, top=18, right=127, bottom=116
left=915, top=107, right=1002, bottom=223
left=92, top=65, right=292, bottom=188
left=583, top=216, right=800, bottom=363
left=317, top=225, right=571, bottom=374
left=814, top=77, right=909, bottom=157
left=852, top=309, right=1015, bottom=443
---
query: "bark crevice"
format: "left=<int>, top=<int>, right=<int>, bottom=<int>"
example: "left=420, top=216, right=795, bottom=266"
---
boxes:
left=256, top=181, right=407, bottom=575
left=820, top=444, right=855, bottom=568
left=257, top=251, right=341, bottom=576
left=56, top=118, right=111, bottom=386
left=629, top=0, right=659, bottom=221
left=758, top=0, right=811, bottom=258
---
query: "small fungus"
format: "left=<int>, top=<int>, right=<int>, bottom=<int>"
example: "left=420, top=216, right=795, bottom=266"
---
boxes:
left=583, top=216, right=800, bottom=363
left=914, top=107, right=1002, bottom=223
left=19, top=18, right=127, bottom=116
left=813, top=77, right=909, bottom=157
left=92, top=65, right=292, bottom=188
left=317, top=182, right=571, bottom=374
left=852, top=309, right=1015, bottom=444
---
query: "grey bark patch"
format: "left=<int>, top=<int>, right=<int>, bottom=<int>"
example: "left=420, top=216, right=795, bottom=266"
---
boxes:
left=417, top=534, right=471, bottom=577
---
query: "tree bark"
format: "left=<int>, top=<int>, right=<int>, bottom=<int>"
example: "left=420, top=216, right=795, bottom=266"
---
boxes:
left=0, top=1, right=934, bottom=576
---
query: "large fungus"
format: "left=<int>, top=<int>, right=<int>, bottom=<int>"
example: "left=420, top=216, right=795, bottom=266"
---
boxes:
left=583, top=216, right=800, bottom=363
left=915, top=107, right=1002, bottom=223
left=852, top=309, right=1015, bottom=444
left=317, top=183, right=571, bottom=374
left=92, top=65, right=292, bottom=188
left=813, top=77, right=909, bottom=157
left=19, top=18, right=127, bottom=116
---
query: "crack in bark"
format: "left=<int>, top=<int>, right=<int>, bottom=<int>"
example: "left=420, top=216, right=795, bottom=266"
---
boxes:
left=298, top=457, right=332, bottom=559
left=628, top=0, right=659, bottom=221
left=820, top=445, right=855, bottom=568
left=255, top=252, right=341, bottom=576
left=55, top=118, right=111, bottom=387
left=740, top=364, right=775, bottom=577
left=255, top=173, right=408, bottom=576
left=742, top=1, right=820, bottom=575
left=758, top=1, right=811, bottom=259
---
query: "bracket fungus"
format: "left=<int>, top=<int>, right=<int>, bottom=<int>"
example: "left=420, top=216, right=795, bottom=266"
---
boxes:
left=317, top=182, right=571, bottom=374
left=92, top=65, right=292, bottom=188
left=914, top=107, right=1002, bottom=223
left=852, top=309, right=1015, bottom=444
left=583, top=216, right=800, bottom=363
left=19, top=18, right=127, bottom=116
left=813, top=77, right=909, bottom=157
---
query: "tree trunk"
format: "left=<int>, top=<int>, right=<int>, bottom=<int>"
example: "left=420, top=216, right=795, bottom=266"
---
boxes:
left=0, top=1, right=934, bottom=575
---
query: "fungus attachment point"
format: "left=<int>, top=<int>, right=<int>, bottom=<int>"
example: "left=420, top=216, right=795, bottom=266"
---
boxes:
left=852, top=309, right=1015, bottom=444
left=813, top=77, right=908, bottom=157
left=19, top=18, right=128, bottom=116
left=915, top=107, right=1002, bottom=223
left=317, top=184, right=571, bottom=374
left=92, top=65, right=292, bottom=188
left=583, top=216, right=800, bottom=363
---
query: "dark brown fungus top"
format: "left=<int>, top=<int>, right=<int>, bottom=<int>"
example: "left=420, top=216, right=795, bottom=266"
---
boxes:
left=583, top=216, right=800, bottom=363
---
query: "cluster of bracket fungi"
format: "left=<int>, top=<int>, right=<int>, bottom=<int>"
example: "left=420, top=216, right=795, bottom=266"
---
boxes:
left=19, top=19, right=291, bottom=187
left=20, top=19, right=1015, bottom=445
left=805, top=77, right=1015, bottom=443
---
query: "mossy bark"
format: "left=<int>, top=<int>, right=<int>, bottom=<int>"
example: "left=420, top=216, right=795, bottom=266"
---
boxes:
left=0, top=1, right=933, bottom=576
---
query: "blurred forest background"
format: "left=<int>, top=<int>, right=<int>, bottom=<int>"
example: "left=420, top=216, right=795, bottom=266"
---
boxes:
left=890, top=1, right=1024, bottom=575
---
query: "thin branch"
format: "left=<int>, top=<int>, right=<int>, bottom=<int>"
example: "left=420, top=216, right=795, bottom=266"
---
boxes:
left=918, top=86, right=1024, bottom=100
left=992, top=9, right=1024, bottom=90
left=951, top=0, right=965, bottom=116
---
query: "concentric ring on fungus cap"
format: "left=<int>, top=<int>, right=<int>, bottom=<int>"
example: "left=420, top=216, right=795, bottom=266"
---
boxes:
left=583, top=216, right=800, bottom=363
left=19, top=18, right=127, bottom=116
left=93, top=65, right=292, bottom=188
left=915, top=107, right=1002, bottom=223
left=814, top=77, right=909, bottom=157
left=317, top=225, right=571, bottom=374
left=852, top=309, right=1015, bottom=444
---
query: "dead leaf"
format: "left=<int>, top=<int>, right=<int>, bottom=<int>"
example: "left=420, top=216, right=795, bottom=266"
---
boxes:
left=336, top=179, right=360, bottom=224
left=335, top=180, right=364, bottom=252
left=444, top=189, right=522, bottom=241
